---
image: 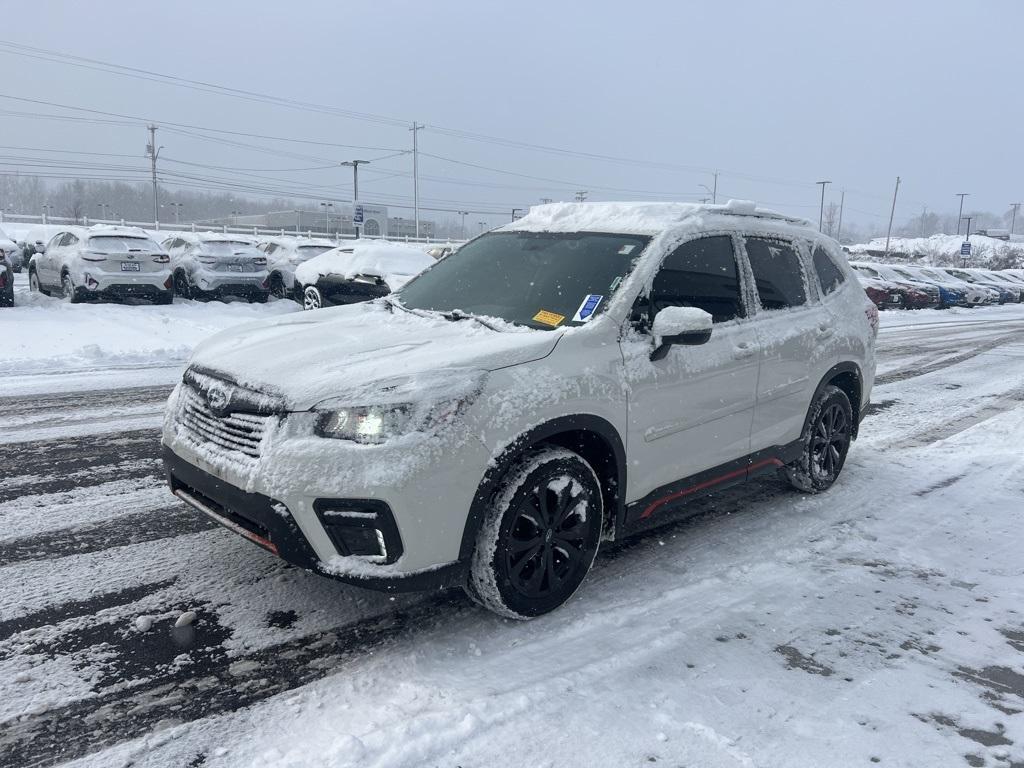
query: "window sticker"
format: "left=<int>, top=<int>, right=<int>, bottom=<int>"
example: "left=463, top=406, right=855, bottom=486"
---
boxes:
left=533, top=309, right=566, bottom=327
left=572, top=294, right=603, bottom=323
left=618, top=244, right=637, bottom=255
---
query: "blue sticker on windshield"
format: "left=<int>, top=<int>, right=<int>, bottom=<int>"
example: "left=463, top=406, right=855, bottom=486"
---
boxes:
left=572, top=294, right=603, bottom=323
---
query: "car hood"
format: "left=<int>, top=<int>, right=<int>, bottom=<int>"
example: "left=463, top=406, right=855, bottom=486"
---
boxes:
left=187, top=300, right=563, bottom=410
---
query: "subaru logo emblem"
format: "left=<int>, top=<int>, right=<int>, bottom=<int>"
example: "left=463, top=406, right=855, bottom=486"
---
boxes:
left=206, top=385, right=231, bottom=416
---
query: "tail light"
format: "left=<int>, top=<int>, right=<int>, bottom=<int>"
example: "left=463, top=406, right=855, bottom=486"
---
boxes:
left=153, top=254, right=170, bottom=264
left=865, top=302, right=879, bottom=337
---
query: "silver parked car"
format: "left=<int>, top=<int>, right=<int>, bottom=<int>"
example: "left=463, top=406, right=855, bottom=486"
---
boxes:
left=163, top=232, right=270, bottom=303
left=28, top=226, right=173, bottom=304
left=162, top=201, right=877, bottom=618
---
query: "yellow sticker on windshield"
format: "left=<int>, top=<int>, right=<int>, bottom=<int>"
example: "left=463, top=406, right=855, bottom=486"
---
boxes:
left=533, top=310, right=565, bottom=327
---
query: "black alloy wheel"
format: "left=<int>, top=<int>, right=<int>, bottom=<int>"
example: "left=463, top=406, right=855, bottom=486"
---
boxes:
left=468, top=448, right=603, bottom=618
left=784, top=385, right=853, bottom=493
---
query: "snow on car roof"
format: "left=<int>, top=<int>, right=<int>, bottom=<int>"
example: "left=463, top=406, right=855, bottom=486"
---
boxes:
left=294, top=239, right=434, bottom=290
left=85, top=225, right=152, bottom=238
left=502, top=200, right=813, bottom=235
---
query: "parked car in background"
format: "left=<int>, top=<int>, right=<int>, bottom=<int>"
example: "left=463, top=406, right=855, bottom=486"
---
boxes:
left=940, top=267, right=1017, bottom=304
left=850, top=262, right=936, bottom=309
left=294, top=240, right=434, bottom=310
left=911, top=266, right=996, bottom=306
left=255, top=236, right=335, bottom=299
left=884, top=264, right=967, bottom=308
left=0, top=246, right=13, bottom=307
left=852, top=269, right=904, bottom=310
left=982, top=270, right=1024, bottom=302
left=28, top=225, right=173, bottom=304
left=162, top=200, right=877, bottom=618
left=163, top=232, right=270, bottom=303
left=20, top=225, right=64, bottom=270
left=0, top=226, right=22, bottom=273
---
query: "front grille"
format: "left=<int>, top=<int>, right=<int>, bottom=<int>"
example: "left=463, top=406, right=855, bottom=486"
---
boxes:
left=179, top=385, right=271, bottom=459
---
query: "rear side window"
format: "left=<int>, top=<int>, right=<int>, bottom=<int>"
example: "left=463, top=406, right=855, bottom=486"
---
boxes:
left=649, top=236, right=745, bottom=323
left=744, top=237, right=807, bottom=310
left=812, top=245, right=845, bottom=295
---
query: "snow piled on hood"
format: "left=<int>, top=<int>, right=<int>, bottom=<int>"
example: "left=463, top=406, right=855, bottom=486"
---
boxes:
left=294, top=240, right=434, bottom=290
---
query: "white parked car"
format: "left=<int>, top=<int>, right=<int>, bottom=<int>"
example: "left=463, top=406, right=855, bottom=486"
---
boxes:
left=293, top=240, right=434, bottom=310
left=28, top=226, right=173, bottom=304
left=255, top=236, right=335, bottom=299
left=162, top=201, right=877, bottom=618
left=162, top=232, right=270, bottom=303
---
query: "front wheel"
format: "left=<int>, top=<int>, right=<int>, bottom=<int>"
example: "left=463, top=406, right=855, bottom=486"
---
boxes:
left=467, top=447, right=604, bottom=619
left=302, top=285, right=323, bottom=311
left=784, top=385, right=853, bottom=493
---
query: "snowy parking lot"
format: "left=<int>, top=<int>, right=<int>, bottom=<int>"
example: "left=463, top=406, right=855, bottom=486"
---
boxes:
left=3, top=283, right=1024, bottom=767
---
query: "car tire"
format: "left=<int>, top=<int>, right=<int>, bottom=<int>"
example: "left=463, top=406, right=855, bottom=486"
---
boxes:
left=61, top=273, right=82, bottom=304
left=302, top=285, right=323, bottom=311
left=269, top=273, right=288, bottom=299
left=466, top=446, right=603, bottom=619
left=784, top=385, right=853, bottom=494
left=29, top=268, right=48, bottom=296
left=173, top=270, right=193, bottom=300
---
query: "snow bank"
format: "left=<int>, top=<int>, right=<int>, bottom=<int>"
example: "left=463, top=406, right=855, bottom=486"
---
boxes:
left=294, top=240, right=433, bottom=290
left=848, top=233, right=1024, bottom=267
left=0, top=274, right=298, bottom=381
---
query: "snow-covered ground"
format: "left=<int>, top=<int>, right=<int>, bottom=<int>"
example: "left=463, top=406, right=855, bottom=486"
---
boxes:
left=2, top=296, right=1024, bottom=768
left=0, top=273, right=299, bottom=396
left=848, top=234, right=1024, bottom=266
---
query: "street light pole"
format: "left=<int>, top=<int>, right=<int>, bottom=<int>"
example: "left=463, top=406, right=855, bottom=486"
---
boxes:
left=836, top=189, right=846, bottom=242
left=955, top=193, right=969, bottom=235
left=816, top=180, right=831, bottom=232
left=884, top=176, right=901, bottom=257
left=341, top=160, right=369, bottom=237
left=410, top=122, right=423, bottom=238
left=1010, top=203, right=1021, bottom=236
left=457, top=210, right=468, bottom=239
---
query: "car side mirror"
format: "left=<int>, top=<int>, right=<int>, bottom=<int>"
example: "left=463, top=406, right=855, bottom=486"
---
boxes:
left=650, top=306, right=713, bottom=361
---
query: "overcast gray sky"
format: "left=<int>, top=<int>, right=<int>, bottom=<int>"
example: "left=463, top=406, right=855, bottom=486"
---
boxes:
left=2, top=0, right=1021, bottom=231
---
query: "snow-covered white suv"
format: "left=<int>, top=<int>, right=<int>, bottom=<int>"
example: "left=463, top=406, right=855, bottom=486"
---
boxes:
left=163, top=201, right=876, bottom=618
left=163, top=232, right=270, bottom=302
left=29, top=226, right=173, bottom=303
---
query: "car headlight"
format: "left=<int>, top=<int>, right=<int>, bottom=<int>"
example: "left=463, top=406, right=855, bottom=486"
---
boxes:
left=313, top=368, right=486, bottom=444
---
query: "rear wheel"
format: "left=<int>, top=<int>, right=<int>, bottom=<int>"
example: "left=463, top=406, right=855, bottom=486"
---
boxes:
left=61, top=273, right=82, bottom=304
left=269, top=273, right=288, bottom=299
left=29, top=268, right=48, bottom=296
left=467, top=447, right=603, bottom=619
left=173, top=270, right=194, bottom=300
left=784, top=385, right=853, bottom=493
left=302, top=285, right=323, bottom=311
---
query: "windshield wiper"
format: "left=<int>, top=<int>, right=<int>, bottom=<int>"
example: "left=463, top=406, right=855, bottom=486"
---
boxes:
left=441, top=309, right=502, bottom=331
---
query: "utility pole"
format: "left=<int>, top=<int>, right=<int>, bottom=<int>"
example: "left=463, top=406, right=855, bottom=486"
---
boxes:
left=539, top=197, right=553, bottom=204
left=1010, top=203, right=1021, bottom=236
left=884, top=176, right=901, bottom=257
left=816, top=180, right=831, bottom=232
left=712, top=171, right=718, bottom=204
left=575, top=190, right=588, bottom=202
left=511, top=208, right=524, bottom=221
left=955, top=193, right=969, bottom=235
left=836, top=189, right=845, bottom=242
left=920, top=205, right=927, bottom=237
left=456, top=210, right=468, bottom=239
left=146, top=125, right=163, bottom=226
left=410, top=122, right=423, bottom=238
left=341, top=160, right=369, bottom=237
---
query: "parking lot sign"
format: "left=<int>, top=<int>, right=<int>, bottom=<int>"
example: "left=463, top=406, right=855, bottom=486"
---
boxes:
left=353, top=205, right=364, bottom=224
left=961, top=241, right=972, bottom=256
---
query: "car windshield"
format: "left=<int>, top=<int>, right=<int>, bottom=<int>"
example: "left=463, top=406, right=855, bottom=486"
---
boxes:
left=891, top=268, right=917, bottom=280
left=853, top=265, right=881, bottom=278
left=202, top=241, right=257, bottom=256
left=88, top=236, right=161, bottom=252
left=297, top=245, right=333, bottom=257
left=396, top=231, right=651, bottom=329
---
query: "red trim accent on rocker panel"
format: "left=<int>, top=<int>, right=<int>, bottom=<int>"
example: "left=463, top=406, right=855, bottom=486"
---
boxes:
left=639, top=458, right=784, bottom=519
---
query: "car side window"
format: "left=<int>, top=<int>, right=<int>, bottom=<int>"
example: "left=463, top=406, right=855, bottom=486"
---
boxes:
left=744, top=237, right=807, bottom=310
left=648, top=235, right=745, bottom=323
left=812, top=245, right=845, bottom=295
left=49, top=233, right=67, bottom=249
left=66, top=234, right=80, bottom=246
